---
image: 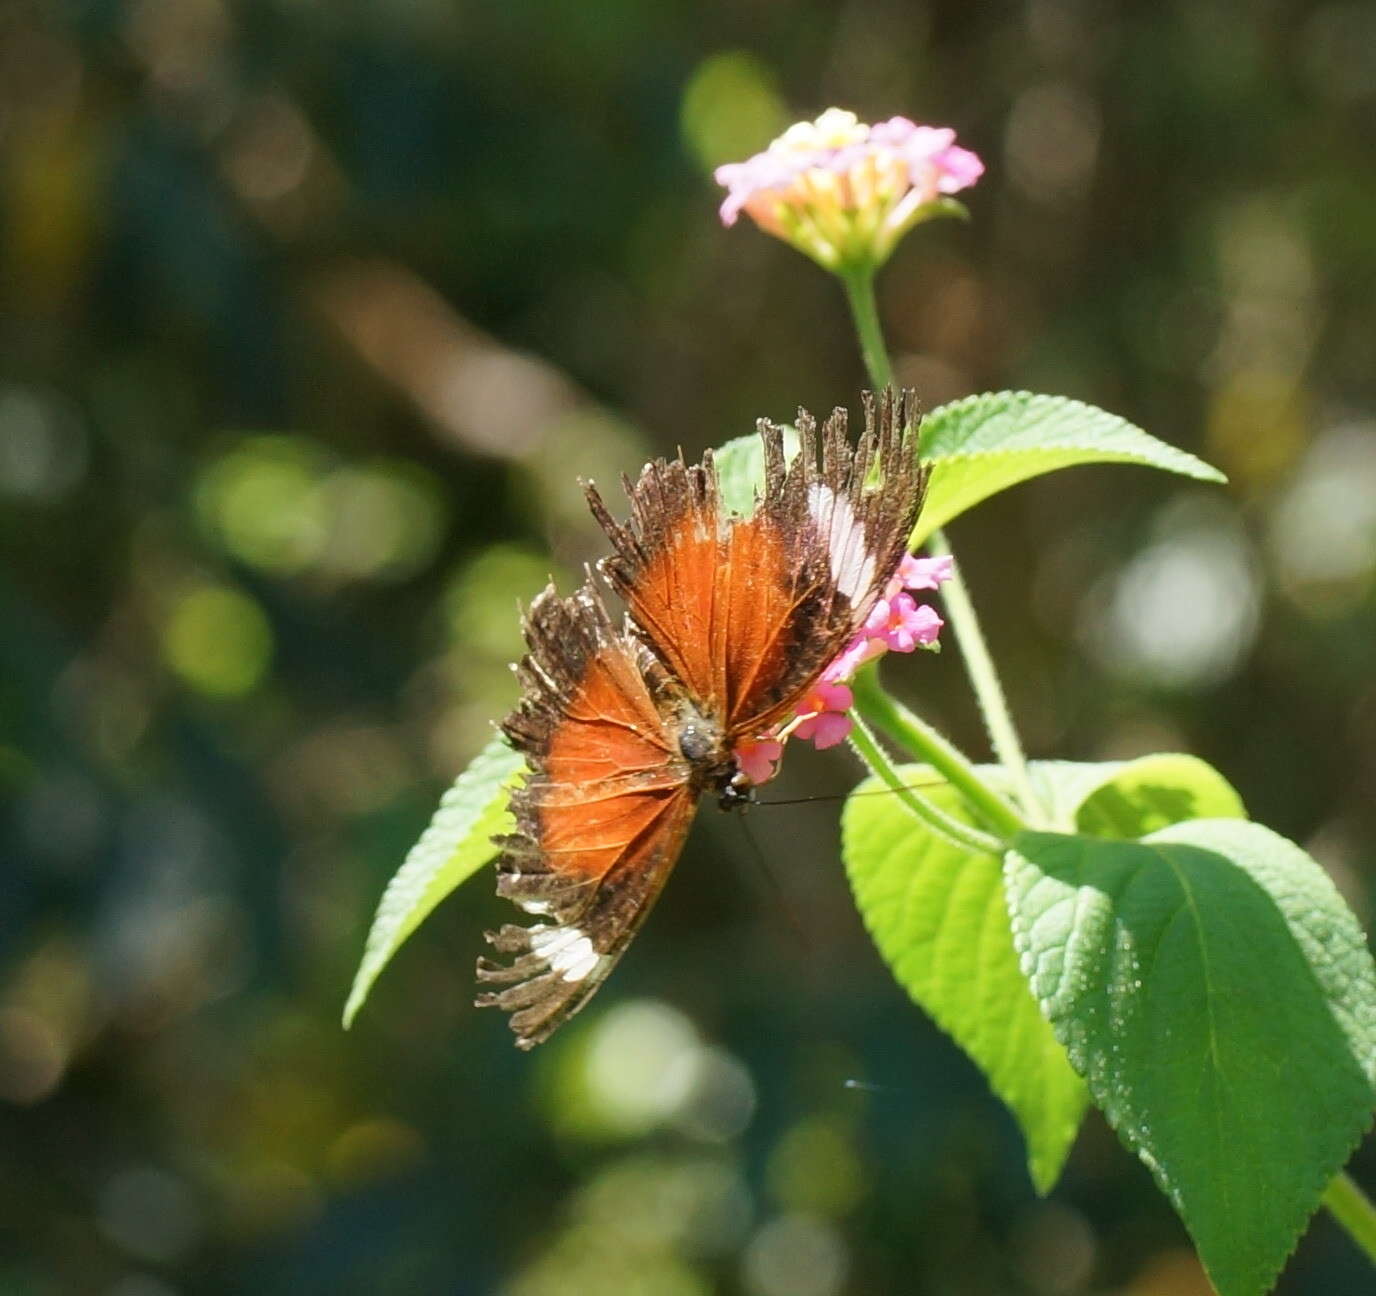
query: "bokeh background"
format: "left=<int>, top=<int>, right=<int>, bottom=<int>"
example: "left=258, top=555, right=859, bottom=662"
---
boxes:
left=4, top=1, right=1376, bottom=1293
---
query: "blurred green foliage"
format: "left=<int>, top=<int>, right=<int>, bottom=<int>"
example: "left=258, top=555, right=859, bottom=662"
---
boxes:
left=2, top=1, right=1375, bottom=1293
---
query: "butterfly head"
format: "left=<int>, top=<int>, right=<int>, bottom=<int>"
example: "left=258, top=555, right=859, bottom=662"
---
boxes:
left=715, top=772, right=757, bottom=813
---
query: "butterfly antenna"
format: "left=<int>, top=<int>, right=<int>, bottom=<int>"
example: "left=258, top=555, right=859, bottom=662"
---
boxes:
left=734, top=810, right=815, bottom=958
left=758, top=780, right=947, bottom=808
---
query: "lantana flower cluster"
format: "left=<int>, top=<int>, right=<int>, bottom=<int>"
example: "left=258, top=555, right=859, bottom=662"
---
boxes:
left=734, top=553, right=954, bottom=784
left=714, top=108, right=983, bottom=272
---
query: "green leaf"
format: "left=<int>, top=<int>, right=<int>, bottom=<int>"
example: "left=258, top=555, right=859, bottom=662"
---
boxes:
left=1006, top=820, right=1376, bottom=1296
left=912, top=392, right=1226, bottom=546
left=1073, top=753, right=1246, bottom=839
left=842, top=763, right=1088, bottom=1193
left=713, top=424, right=800, bottom=517
left=1020, top=753, right=1247, bottom=834
left=344, top=734, right=523, bottom=1027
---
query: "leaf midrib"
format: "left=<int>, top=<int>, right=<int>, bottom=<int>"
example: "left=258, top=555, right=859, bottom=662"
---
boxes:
left=1103, top=843, right=1235, bottom=1228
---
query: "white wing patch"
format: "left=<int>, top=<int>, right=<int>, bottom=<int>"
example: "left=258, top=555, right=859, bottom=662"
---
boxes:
left=530, top=925, right=602, bottom=982
left=807, top=482, right=875, bottom=603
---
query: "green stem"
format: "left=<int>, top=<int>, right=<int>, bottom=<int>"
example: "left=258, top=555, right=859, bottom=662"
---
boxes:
left=850, top=666, right=1024, bottom=841
left=840, top=267, right=897, bottom=392
left=838, top=265, right=1046, bottom=826
left=1324, top=1172, right=1376, bottom=1269
left=924, top=530, right=1043, bottom=824
left=846, top=707, right=1003, bottom=856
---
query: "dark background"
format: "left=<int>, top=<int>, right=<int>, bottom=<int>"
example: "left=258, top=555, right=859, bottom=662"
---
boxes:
left=3, top=1, right=1376, bottom=1293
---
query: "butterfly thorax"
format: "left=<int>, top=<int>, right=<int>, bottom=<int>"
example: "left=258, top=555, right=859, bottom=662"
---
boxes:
left=672, top=703, right=755, bottom=812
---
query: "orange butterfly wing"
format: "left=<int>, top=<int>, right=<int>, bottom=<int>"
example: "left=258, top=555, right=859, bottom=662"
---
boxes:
left=589, top=390, right=925, bottom=739
left=479, top=584, right=698, bottom=1049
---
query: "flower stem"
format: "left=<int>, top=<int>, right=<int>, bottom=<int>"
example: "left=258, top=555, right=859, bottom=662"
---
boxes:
left=840, top=266, right=897, bottom=392
left=850, top=665, right=1024, bottom=841
left=923, top=531, right=1043, bottom=823
left=1324, top=1172, right=1376, bottom=1269
left=846, top=706, right=1003, bottom=856
left=838, top=266, right=1046, bottom=825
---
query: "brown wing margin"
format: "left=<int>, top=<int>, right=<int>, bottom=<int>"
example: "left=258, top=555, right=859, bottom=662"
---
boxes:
left=481, top=580, right=698, bottom=1048
left=731, top=388, right=926, bottom=732
left=477, top=789, right=695, bottom=1048
left=584, top=442, right=725, bottom=713
left=587, top=388, right=927, bottom=737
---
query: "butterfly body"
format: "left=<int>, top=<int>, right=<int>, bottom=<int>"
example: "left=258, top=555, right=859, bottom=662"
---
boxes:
left=478, top=392, right=925, bottom=1048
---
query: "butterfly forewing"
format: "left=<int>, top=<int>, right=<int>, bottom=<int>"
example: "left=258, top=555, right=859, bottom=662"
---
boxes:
left=584, top=452, right=727, bottom=714
left=589, top=390, right=925, bottom=737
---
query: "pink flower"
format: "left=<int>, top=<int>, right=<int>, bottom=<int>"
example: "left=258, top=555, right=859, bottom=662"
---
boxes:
left=733, top=736, right=783, bottom=785
left=730, top=550, right=952, bottom=771
left=886, top=552, right=954, bottom=598
left=792, top=681, right=854, bottom=750
left=864, top=593, right=944, bottom=652
left=910, top=604, right=943, bottom=647
left=714, top=108, right=983, bottom=271
left=816, top=551, right=951, bottom=685
left=794, top=710, right=853, bottom=750
left=801, top=681, right=854, bottom=714
left=821, top=634, right=886, bottom=683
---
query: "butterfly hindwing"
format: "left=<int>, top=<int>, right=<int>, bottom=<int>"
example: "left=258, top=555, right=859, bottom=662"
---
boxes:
left=481, top=583, right=698, bottom=1049
left=477, top=791, right=696, bottom=1048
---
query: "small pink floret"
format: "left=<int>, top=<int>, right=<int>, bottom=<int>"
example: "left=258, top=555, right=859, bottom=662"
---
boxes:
left=803, top=681, right=853, bottom=716
left=886, top=552, right=955, bottom=599
left=793, top=681, right=854, bottom=751
left=908, top=603, right=944, bottom=647
left=822, top=634, right=885, bottom=683
left=868, top=116, right=925, bottom=145
left=897, top=553, right=955, bottom=592
left=715, top=153, right=798, bottom=226
left=932, top=144, right=985, bottom=193
left=862, top=596, right=894, bottom=636
left=733, top=736, right=784, bottom=785
left=864, top=593, right=945, bottom=652
left=793, top=709, right=853, bottom=749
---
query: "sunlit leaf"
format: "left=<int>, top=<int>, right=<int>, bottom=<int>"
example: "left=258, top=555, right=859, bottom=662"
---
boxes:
left=1007, top=820, right=1376, bottom=1296
left=842, top=763, right=1087, bottom=1193
left=1072, top=752, right=1246, bottom=838
left=1023, top=753, right=1247, bottom=834
left=344, top=734, right=523, bottom=1027
left=912, top=392, right=1225, bottom=545
left=842, top=752, right=1248, bottom=1194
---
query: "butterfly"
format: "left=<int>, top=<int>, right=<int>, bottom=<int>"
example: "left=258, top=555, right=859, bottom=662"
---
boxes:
left=476, top=389, right=926, bottom=1048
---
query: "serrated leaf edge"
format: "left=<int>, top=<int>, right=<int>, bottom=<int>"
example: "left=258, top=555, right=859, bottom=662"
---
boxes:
left=1004, top=824, right=1376, bottom=1296
left=919, top=390, right=1227, bottom=483
left=343, top=736, right=522, bottom=1027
